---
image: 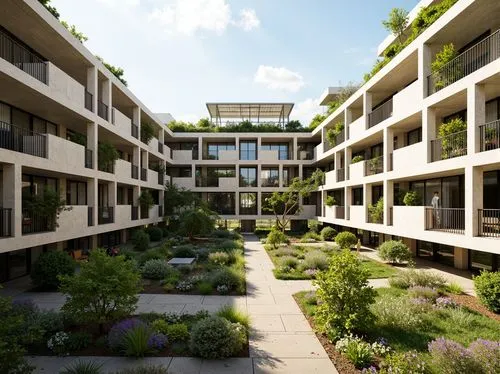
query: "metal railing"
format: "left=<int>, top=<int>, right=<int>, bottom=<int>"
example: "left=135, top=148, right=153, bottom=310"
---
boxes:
left=22, top=209, right=52, bottom=234
left=240, top=206, right=258, bottom=215
left=428, top=29, right=500, bottom=95
left=97, top=100, right=108, bottom=121
left=87, top=206, right=93, bottom=226
left=389, top=207, right=393, bottom=226
left=0, top=208, right=12, bottom=237
left=141, top=168, right=147, bottom=181
left=430, top=130, right=467, bottom=162
left=425, top=207, right=465, bottom=234
left=261, top=178, right=280, bottom=187
left=85, top=149, right=93, bottom=169
left=131, top=123, right=139, bottom=138
left=389, top=152, right=393, bottom=171
left=0, top=28, right=48, bottom=84
left=479, top=119, right=500, bottom=152
left=158, top=172, right=164, bottom=185
left=98, top=163, right=114, bottom=174
left=131, top=206, right=138, bottom=221
left=131, top=165, right=138, bottom=179
left=196, top=176, right=219, bottom=187
left=335, top=206, right=345, bottom=219
left=98, top=206, right=114, bottom=225
left=478, top=209, right=500, bottom=238
left=337, top=168, right=345, bottom=182
left=0, top=121, right=47, bottom=158
left=158, top=142, right=163, bottom=154
left=368, top=98, right=393, bottom=128
left=141, top=206, right=149, bottom=219
left=85, top=90, right=93, bottom=111
left=158, top=206, right=163, bottom=217
left=364, top=156, right=384, bottom=176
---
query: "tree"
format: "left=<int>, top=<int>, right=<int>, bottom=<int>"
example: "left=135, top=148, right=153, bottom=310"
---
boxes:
left=59, top=249, right=141, bottom=333
left=308, top=114, right=326, bottom=130
left=140, top=123, right=156, bottom=144
left=263, top=169, right=324, bottom=232
left=178, top=208, right=216, bottom=240
left=164, top=184, right=199, bottom=216
left=96, top=56, right=127, bottom=86
left=196, top=118, right=213, bottom=129
left=314, top=249, right=376, bottom=340
left=368, top=197, right=384, bottom=224
left=266, top=227, right=289, bottom=249
left=378, top=240, right=412, bottom=264
left=38, top=0, right=60, bottom=19
left=138, top=190, right=154, bottom=210
left=60, top=21, right=88, bottom=43
left=382, top=8, right=409, bottom=43
left=25, top=187, right=70, bottom=230
left=285, top=120, right=303, bottom=132
left=97, top=141, right=119, bottom=172
left=327, top=83, right=360, bottom=115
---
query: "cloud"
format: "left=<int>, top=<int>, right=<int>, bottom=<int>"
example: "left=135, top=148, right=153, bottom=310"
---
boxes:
left=291, top=97, right=323, bottom=125
left=235, top=9, right=260, bottom=31
left=97, top=0, right=140, bottom=8
left=254, top=65, right=305, bottom=93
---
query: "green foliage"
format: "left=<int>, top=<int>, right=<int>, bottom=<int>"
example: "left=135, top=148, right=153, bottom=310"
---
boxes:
left=60, top=360, right=103, bottom=374
left=266, top=227, right=289, bottom=249
left=210, top=267, right=244, bottom=292
left=382, top=8, right=409, bottom=42
left=179, top=208, right=216, bottom=239
left=325, top=195, right=336, bottom=206
left=344, top=339, right=374, bottom=368
left=371, top=294, right=425, bottom=329
left=141, top=260, right=172, bottom=280
left=314, top=250, right=376, bottom=339
left=432, top=43, right=460, bottom=90
left=473, top=271, right=500, bottom=313
left=438, top=117, right=467, bottom=138
left=285, top=120, right=303, bottom=132
left=166, top=323, right=190, bottom=342
left=138, top=190, right=154, bottom=210
left=189, top=316, right=243, bottom=359
left=168, top=119, right=308, bottom=133
left=66, top=331, right=92, bottom=352
left=431, top=43, right=458, bottom=73
left=299, top=231, right=322, bottom=242
left=351, top=155, right=364, bottom=164
left=164, top=184, right=199, bottom=217
left=122, top=325, right=153, bottom=357
left=172, top=244, right=196, bottom=258
left=96, top=56, right=127, bottom=86
left=146, top=226, right=163, bottom=242
left=326, top=123, right=344, bottom=146
left=279, top=255, right=299, bottom=269
left=38, top=0, right=60, bottom=19
left=326, top=84, right=360, bottom=115
left=216, top=305, right=250, bottom=330
left=335, top=231, right=357, bottom=249
left=25, top=187, right=69, bottom=230
left=320, top=226, right=337, bottom=241
left=378, top=240, right=412, bottom=264
left=109, top=365, right=169, bottom=374
left=438, top=117, right=467, bottom=159
left=61, top=21, right=88, bottom=43
left=308, top=114, right=326, bottom=130
left=31, top=250, right=75, bottom=290
left=132, top=229, right=150, bottom=251
left=368, top=197, right=384, bottom=224
left=379, top=351, right=427, bottom=374
left=302, top=250, right=329, bottom=270
left=97, top=141, right=119, bottom=172
left=59, top=249, right=141, bottom=330
left=403, top=191, right=420, bottom=206
left=68, top=132, right=87, bottom=146
left=388, top=269, right=447, bottom=289
left=140, top=123, right=156, bottom=144
left=445, top=282, right=464, bottom=295
left=197, top=281, right=213, bottom=295
left=208, top=251, right=231, bottom=266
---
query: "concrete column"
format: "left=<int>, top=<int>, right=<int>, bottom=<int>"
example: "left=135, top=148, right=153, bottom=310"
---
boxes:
left=345, top=148, right=352, bottom=180
left=235, top=191, right=240, bottom=216
left=257, top=192, right=262, bottom=216
left=465, top=165, right=483, bottom=237
left=87, top=178, right=98, bottom=225
left=108, top=181, right=117, bottom=208
left=293, top=137, right=298, bottom=160
left=120, top=229, right=127, bottom=244
left=133, top=186, right=140, bottom=207
left=141, top=151, right=149, bottom=172
left=423, top=107, right=437, bottom=163
left=257, top=165, right=261, bottom=188
left=383, top=179, right=394, bottom=226
left=133, top=106, right=141, bottom=132
left=132, top=146, right=140, bottom=169
left=159, top=130, right=165, bottom=154
left=87, top=122, right=98, bottom=169
left=454, top=247, right=469, bottom=270
left=467, top=83, right=485, bottom=155
left=86, top=66, right=98, bottom=113
left=418, top=44, right=432, bottom=98
left=198, top=137, right=203, bottom=160
left=345, top=186, right=352, bottom=220
left=278, top=164, right=283, bottom=187
left=89, top=234, right=98, bottom=250
left=3, top=163, right=22, bottom=237
left=363, top=183, right=372, bottom=223
left=383, top=127, right=394, bottom=172
left=345, top=108, right=353, bottom=140
left=101, top=79, right=112, bottom=121
left=298, top=165, right=303, bottom=179
left=363, top=92, right=372, bottom=130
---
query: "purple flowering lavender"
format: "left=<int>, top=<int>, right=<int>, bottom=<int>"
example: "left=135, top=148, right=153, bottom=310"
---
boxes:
left=428, top=337, right=476, bottom=373
left=108, top=318, right=146, bottom=351
left=304, top=268, right=319, bottom=277
left=435, top=296, right=457, bottom=308
left=468, top=339, right=500, bottom=373
left=408, top=286, right=438, bottom=300
left=148, top=333, right=168, bottom=350
left=361, top=366, right=377, bottom=373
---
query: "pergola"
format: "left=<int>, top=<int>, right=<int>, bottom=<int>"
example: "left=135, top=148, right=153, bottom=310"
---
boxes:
left=206, top=102, right=294, bottom=128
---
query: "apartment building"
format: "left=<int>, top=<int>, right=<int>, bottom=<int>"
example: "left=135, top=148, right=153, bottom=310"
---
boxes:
left=313, top=0, right=500, bottom=273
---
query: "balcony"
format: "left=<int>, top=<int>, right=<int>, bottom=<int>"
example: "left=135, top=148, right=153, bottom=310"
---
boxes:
left=392, top=206, right=425, bottom=235
left=141, top=168, right=147, bottom=181
left=141, top=206, right=149, bottom=220
left=364, top=156, right=383, bottom=176
left=0, top=28, right=47, bottom=84
left=115, top=159, right=132, bottom=180
left=368, top=98, right=393, bottom=128
left=148, top=169, right=158, bottom=185
left=349, top=161, right=364, bottom=181
left=196, top=176, right=219, bottom=187
left=335, top=206, right=345, bottom=219
left=112, top=108, right=132, bottom=137
left=131, top=206, right=139, bottom=221
left=87, top=206, right=93, bottom=226
left=428, top=29, right=500, bottom=95
left=393, top=81, right=420, bottom=117
left=131, top=165, right=138, bottom=179
left=85, top=90, right=93, bottom=111
left=425, top=207, right=465, bottom=235
left=172, top=177, right=194, bottom=189
left=173, top=150, right=194, bottom=162
left=337, top=168, right=345, bottom=182
left=85, top=149, right=93, bottom=169
left=349, top=205, right=365, bottom=223
left=392, top=142, right=425, bottom=172
left=297, top=149, right=314, bottom=160
left=158, top=172, right=164, bottom=186
left=479, top=119, right=500, bottom=152
left=430, top=130, right=467, bottom=162
left=131, top=123, right=139, bottom=139
left=0, top=121, right=47, bottom=158
left=22, top=209, right=52, bottom=235
left=98, top=206, right=114, bottom=225
left=478, top=209, right=500, bottom=238
left=0, top=208, right=12, bottom=237
left=218, top=150, right=238, bottom=161
left=97, top=100, right=109, bottom=121
left=349, top=117, right=365, bottom=140
left=259, top=149, right=279, bottom=161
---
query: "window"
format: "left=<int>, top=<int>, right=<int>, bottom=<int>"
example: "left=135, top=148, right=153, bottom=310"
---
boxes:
left=372, top=185, right=383, bottom=203
left=297, top=143, right=315, bottom=160
left=261, top=143, right=289, bottom=160
left=240, top=167, right=257, bottom=187
left=240, top=141, right=257, bottom=160
left=283, top=168, right=290, bottom=187
left=406, top=127, right=422, bottom=146
left=207, top=193, right=235, bottom=215
left=240, top=192, right=257, bottom=215
left=22, top=174, right=58, bottom=200
left=179, top=167, right=192, bottom=177
left=207, top=143, right=235, bottom=160
left=261, top=168, right=279, bottom=187
left=370, top=143, right=383, bottom=158
left=67, top=180, right=87, bottom=205
left=352, top=187, right=363, bottom=205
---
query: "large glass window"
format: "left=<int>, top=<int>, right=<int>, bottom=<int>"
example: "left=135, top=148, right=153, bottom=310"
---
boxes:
left=240, top=192, right=257, bottom=215
left=283, top=168, right=290, bottom=187
left=239, top=167, right=257, bottom=187
left=261, top=168, right=279, bottom=187
left=372, top=185, right=383, bottom=203
left=410, top=175, right=464, bottom=208
left=352, top=187, right=363, bottom=205
left=483, top=171, right=500, bottom=209
left=67, top=180, right=87, bottom=205
left=207, top=193, right=235, bottom=215
left=406, top=127, right=422, bottom=146
left=207, top=143, right=235, bottom=160
left=261, top=143, right=289, bottom=160
left=240, top=141, right=257, bottom=160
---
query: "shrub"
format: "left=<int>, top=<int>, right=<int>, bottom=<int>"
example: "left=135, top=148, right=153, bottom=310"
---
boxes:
left=302, top=250, right=329, bottom=270
left=379, top=351, right=427, bottom=374
left=210, top=268, right=242, bottom=291
left=300, top=231, right=322, bottom=242
left=428, top=338, right=476, bottom=374
left=273, top=247, right=299, bottom=257
left=175, top=280, right=193, bottom=292
left=368, top=198, right=384, bottom=224
left=266, top=227, right=289, bottom=249
left=31, top=251, right=75, bottom=290
left=151, top=319, right=169, bottom=335
left=66, top=331, right=92, bottom=352
left=351, top=155, right=364, bottom=164
left=216, top=305, right=250, bottom=330
left=325, top=196, right=336, bottom=206
left=36, top=310, right=64, bottom=337
left=445, top=282, right=464, bottom=295
left=314, top=250, right=376, bottom=340
left=342, top=339, right=373, bottom=368
left=137, top=247, right=170, bottom=266
left=141, top=259, right=172, bottom=280
left=121, top=325, right=154, bottom=357
left=110, top=365, right=169, bottom=374
left=468, top=339, right=500, bottom=374
left=60, top=360, right=104, bottom=374
left=388, top=269, right=446, bottom=289
left=473, top=270, right=500, bottom=313
left=178, top=208, right=215, bottom=240
left=371, top=295, right=424, bottom=329
left=408, top=286, right=439, bottom=301
left=403, top=191, right=420, bottom=206
left=173, top=245, right=196, bottom=258
left=435, top=296, right=458, bottom=309
left=320, top=227, right=337, bottom=241
left=279, top=256, right=299, bottom=269
left=208, top=251, right=231, bottom=266
left=108, top=319, right=146, bottom=352
left=47, top=331, right=70, bottom=355
left=147, top=227, right=163, bottom=242
left=335, top=231, right=357, bottom=249
left=197, top=281, right=213, bottom=295
left=377, top=240, right=412, bottom=264
left=165, top=323, right=189, bottom=342
left=189, top=316, right=243, bottom=359
left=309, top=220, right=321, bottom=233
left=132, top=230, right=150, bottom=252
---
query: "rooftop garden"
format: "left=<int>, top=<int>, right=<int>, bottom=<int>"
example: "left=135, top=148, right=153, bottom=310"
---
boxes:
left=168, top=118, right=309, bottom=133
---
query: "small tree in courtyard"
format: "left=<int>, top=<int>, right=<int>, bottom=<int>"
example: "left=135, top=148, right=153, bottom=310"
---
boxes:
left=179, top=207, right=217, bottom=240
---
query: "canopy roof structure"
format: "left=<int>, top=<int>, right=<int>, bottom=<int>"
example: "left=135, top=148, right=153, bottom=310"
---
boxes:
left=206, top=102, right=294, bottom=127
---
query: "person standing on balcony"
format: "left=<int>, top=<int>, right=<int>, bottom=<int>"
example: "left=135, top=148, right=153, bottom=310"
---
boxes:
left=431, top=191, right=440, bottom=228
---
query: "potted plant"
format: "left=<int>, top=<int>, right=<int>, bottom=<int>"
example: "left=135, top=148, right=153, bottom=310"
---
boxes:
left=98, top=141, right=119, bottom=172
left=325, top=196, right=336, bottom=207
left=140, top=122, right=156, bottom=145
left=351, top=155, right=364, bottom=164
left=438, top=117, right=467, bottom=159
left=368, top=197, right=384, bottom=224
left=403, top=191, right=420, bottom=206
left=24, top=187, right=71, bottom=231
left=431, top=43, right=460, bottom=92
left=326, top=122, right=344, bottom=147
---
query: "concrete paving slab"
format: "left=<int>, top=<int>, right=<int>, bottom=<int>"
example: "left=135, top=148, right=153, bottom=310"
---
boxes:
left=249, top=333, right=328, bottom=358
left=167, top=357, right=202, bottom=374
left=250, top=315, right=286, bottom=332
left=280, top=314, right=312, bottom=332
left=200, top=358, right=253, bottom=374
left=253, top=358, right=338, bottom=374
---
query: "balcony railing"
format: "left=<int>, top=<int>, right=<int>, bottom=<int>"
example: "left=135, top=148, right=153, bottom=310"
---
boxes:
left=98, top=206, right=114, bottom=225
left=389, top=207, right=393, bottom=226
left=131, top=206, right=138, bottom=221
left=240, top=206, right=258, bottom=215
left=368, top=98, right=393, bottom=128
left=0, top=28, right=48, bottom=84
left=0, top=121, right=47, bottom=158
left=158, top=142, right=164, bottom=154
left=365, top=156, right=384, bottom=176
left=337, top=168, right=345, bottom=182
left=158, top=206, right=163, bottom=217
left=97, top=100, right=108, bottom=121
left=131, top=165, right=138, bottom=179
left=479, top=119, right=500, bottom=152
left=141, top=206, right=149, bottom=219
left=425, top=207, right=465, bottom=235
left=389, top=153, right=393, bottom=171
left=428, top=29, right=500, bottom=95
left=85, top=90, right=93, bottom=112
left=141, top=168, right=147, bottom=181
left=261, top=178, right=279, bottom=187
left=87, top=206, right=93, bottom=226
left=22, top=209, right=52, bottom=235
left=335, top=206, right=345, bottom=219
left=430, top=130, right=467, bottom=162
left=0, top=208, right=12, bottom=237
left=98, top=164, right=114, bottom=174
left=158, top=172, right=164, bottom=185
left=131, top=123, right=139, bottom=138
left=196, top=176, right=219, bottom=187
left=478, top=209, right=500, bottom=238
left=85, top=149, right=93, bottom=169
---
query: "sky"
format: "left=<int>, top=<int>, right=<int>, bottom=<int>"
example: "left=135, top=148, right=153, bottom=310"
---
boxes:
left=50, top=0, right=419, bottom=125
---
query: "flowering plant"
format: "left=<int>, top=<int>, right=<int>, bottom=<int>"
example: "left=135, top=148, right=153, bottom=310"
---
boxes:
left=176, top=280, right=193, bottom=292
left=217, top=284, right=230, bottom=294
left=107, top=318, right=146, bottom=352
left=147, top=333, right=168, bottom=350
left=47, top=331, right=70, bottom=355
left=434, top=296, right=457, bottom=308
